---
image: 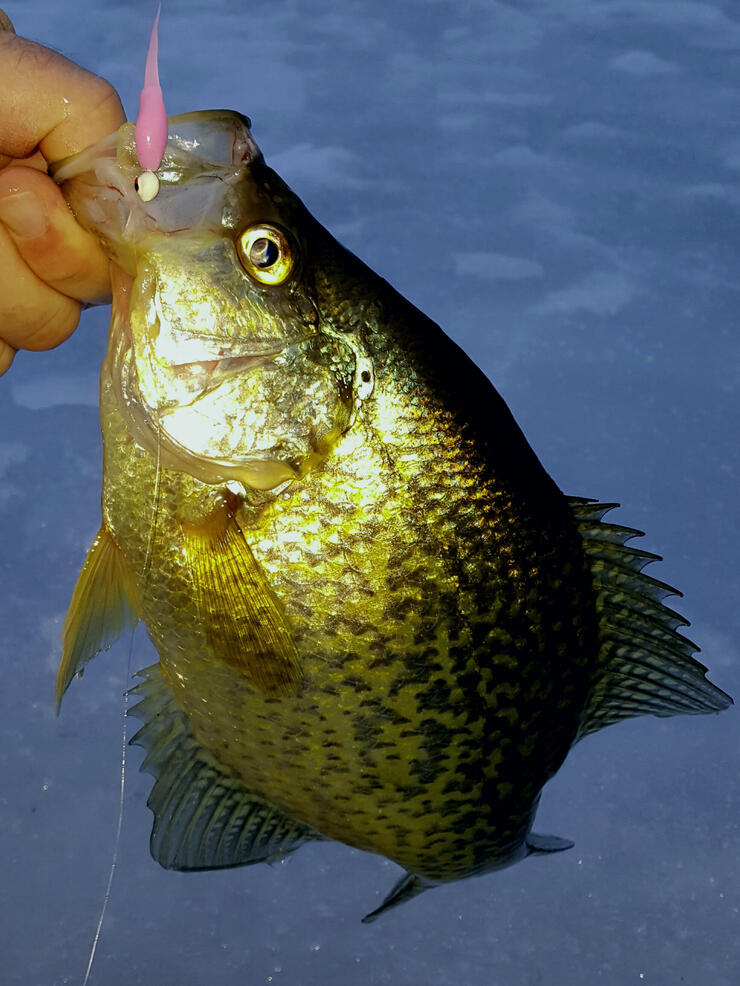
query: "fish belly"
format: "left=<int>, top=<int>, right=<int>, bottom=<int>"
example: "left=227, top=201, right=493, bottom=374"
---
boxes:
left=104, top=385, right=597, bottom=880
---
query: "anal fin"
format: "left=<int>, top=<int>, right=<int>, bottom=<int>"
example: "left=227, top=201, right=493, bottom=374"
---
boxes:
left=56, top=525, right=139, bottom=711
left=129, top=664, right=320, bottom=870
left=181, top=492, right=302, bottom=697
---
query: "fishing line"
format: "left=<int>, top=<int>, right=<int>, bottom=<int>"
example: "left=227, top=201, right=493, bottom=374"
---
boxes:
left=81, top=627, right=136, bottom=986
left=83, top=417, right=163, bottom=985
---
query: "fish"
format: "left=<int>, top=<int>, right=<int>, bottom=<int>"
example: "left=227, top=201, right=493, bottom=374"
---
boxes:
left=49, top=103, right=732, bottom=921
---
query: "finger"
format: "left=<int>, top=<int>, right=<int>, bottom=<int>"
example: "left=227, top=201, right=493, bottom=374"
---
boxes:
left=0, top=166, right=111, bottom=303
left=0, top=32, right=125, bottom=165
left=0, top=222, right=82, bottom=352
left=0, top=339, right=15, bottom=376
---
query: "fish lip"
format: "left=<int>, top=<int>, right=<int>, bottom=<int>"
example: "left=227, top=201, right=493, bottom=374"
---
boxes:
left=152, top=328, right=289, bottom=372
left=132, top=335, right=312, bottom=413
left=170, top=350, right=280, bottom=387
left=167, top=334, right=312, bottom=379
left=168, top=349, right=282, bottom=370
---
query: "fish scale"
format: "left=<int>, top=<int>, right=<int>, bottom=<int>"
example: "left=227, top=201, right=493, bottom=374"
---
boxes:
left=97, top=309, right=596, bottom=883
left=51, top=109, right=731, bottom=921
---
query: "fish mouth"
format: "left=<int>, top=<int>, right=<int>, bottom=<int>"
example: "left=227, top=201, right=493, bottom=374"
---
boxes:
left=111, top=336, right=299, bottom=492
left=107, top=273, right=309, bottom=492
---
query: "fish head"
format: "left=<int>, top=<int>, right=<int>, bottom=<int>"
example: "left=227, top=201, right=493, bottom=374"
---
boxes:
left=52, top=111, right=364, bottom=492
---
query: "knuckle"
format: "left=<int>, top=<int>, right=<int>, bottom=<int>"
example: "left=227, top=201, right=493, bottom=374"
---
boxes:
left=21, top=295, right=81, bottom=351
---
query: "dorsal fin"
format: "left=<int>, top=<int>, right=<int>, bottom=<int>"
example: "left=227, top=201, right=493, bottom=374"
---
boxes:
left=56, top=525, right=140, bottom=712
left=181, top=492, right=302, bottom=697
left=570, top=498, right=732, bottom=740
left=128, top=663, right=321, bottom=870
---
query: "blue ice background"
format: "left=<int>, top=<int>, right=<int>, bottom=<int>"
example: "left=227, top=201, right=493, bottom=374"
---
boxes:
left=1, top=1, right=738, bottom=984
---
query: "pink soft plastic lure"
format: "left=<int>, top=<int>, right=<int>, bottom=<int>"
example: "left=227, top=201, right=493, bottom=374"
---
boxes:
left=134, top=4, right=167, bottom=194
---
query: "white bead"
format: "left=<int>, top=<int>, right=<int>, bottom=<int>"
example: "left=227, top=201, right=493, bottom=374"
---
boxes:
left=136, top=170, right=160, bottom=202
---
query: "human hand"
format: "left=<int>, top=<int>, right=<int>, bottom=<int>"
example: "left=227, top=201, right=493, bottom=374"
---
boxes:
left=0, top=11, right=125, bottom=375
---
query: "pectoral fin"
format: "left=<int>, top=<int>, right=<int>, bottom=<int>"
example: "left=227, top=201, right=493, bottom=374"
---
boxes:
left=56, top=525, right=140, bottom=711
left=181, top=494, right=302, bottom=697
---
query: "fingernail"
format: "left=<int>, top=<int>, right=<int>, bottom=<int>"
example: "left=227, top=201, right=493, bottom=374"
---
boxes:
left=0, top=191, right=47, bottom=239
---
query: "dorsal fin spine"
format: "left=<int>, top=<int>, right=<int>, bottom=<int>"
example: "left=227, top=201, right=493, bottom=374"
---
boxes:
left=571, top=497, right=732, bottom=740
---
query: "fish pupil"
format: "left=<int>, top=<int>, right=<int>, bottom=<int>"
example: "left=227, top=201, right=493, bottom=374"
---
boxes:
left=250, top=237, right=279, bottom=269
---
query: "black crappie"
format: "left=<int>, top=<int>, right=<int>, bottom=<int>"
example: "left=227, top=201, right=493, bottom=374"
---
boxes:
left=52, top=110, right=731, bottom=921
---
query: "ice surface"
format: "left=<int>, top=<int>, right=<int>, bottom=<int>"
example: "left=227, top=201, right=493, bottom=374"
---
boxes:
left=1, top=1, right=738, bottom=984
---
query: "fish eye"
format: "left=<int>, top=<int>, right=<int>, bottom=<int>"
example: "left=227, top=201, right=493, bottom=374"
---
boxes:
left=250, top=237, right=279, bottom=268
left=237, top=224, right=294, bottom=285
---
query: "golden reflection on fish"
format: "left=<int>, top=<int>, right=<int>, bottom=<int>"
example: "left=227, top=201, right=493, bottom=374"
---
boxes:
left=51, top=109, right=731, bottom=922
